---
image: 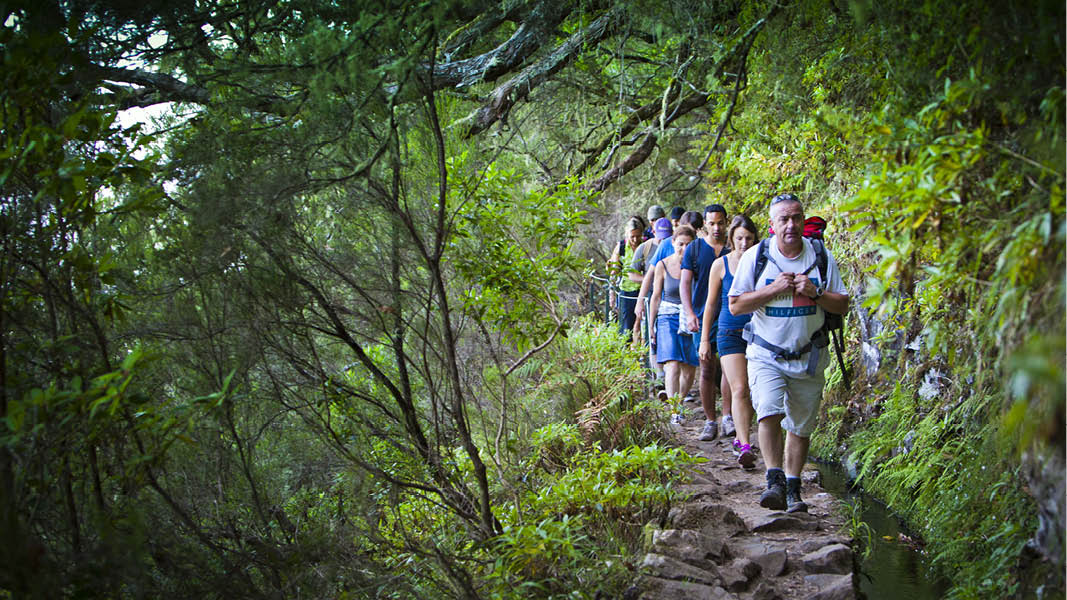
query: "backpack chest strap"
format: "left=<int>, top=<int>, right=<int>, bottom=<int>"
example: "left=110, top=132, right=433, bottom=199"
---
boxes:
left=743, top=324, right=828, bottom=376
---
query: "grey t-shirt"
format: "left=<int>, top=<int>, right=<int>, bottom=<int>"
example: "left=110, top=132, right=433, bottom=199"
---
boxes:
left=630, top=239, right=660, bottom=274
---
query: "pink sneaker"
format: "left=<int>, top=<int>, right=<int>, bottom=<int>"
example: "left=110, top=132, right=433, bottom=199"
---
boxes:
left=733, top=440, right=756, bottom=469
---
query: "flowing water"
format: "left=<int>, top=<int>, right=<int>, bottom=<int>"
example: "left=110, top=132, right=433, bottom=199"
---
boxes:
left=815, top=462, right=952, bottom=600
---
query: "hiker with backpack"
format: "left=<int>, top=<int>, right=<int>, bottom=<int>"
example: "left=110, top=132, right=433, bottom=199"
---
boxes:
left=648, top=224, right=700, bottom=421
left=699, top=214, right=760, bottom=469
left=607, top=216, right=647, bottom=335
left=632, top=210, right=701, bottom=344
left=630, top=217, right=672, bottom=344
left=678, top=204, right=731, bottom=442
left=728, top=194, right=849, bottom=514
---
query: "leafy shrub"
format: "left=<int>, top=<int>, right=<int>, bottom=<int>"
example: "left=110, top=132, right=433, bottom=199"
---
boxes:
left=485, top=438, right=701, bottom=599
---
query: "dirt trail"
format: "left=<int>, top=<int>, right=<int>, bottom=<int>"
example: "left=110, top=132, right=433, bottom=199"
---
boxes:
left=626, top=402, right=860, bottom=600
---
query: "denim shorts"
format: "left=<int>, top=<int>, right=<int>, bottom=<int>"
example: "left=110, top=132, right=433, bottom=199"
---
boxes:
left=716, top=327, right=747, bottom=357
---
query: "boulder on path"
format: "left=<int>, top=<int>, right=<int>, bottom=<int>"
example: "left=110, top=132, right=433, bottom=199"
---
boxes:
left=750, top=580, right=784, bottom=600
left=651, top=529, right=726, bottom=567
left=633, top=575, right=733, bottom=600
left=640, top=552, right=719, bottom=585
left=798, top=537, right=850, bottom=553
left=801, top=543, right=853, bottom=575
left=802, top=573, right=856, bottom=600
left=719, top=557, right=761, bottom=592
left=750, top=511, right=821, bottom=533
left=669, top=501, right=747, bottom=538
left=727, top=539, right=788, bottom=577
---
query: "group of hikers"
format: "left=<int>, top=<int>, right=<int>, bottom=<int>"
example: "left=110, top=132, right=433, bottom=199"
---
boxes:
left=607, top=194, right=849, bottom=513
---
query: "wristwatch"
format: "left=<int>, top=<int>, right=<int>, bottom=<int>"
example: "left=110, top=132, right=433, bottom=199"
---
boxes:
left=813, top=285, right=825, bottom=299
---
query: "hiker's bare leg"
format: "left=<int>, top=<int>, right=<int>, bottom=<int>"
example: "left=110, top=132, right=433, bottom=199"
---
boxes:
left=663, top=361, right=680, bottom=400
left=784, top=432, right=810, bottom=478
left=721, top=370, right=732, bottom=418
left=722, top=354, right=753, bottom=445
left=699, top=354, right=718, bottom=421
left=758, top=414, right=785, bottom=470
left=679, top=364, right=696, bottom=404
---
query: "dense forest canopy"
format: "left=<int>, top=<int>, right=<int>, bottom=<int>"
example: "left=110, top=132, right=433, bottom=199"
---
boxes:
left=1, top=0, right=1063, bottom=598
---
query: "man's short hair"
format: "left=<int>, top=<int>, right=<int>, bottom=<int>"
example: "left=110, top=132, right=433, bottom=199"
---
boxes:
left=669, top=206, right=686, bottom=220
left=704, top=203, right=727, bottom=217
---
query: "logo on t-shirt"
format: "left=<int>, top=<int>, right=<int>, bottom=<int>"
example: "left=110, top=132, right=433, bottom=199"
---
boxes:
left=764, top=278, right=821, bottom=318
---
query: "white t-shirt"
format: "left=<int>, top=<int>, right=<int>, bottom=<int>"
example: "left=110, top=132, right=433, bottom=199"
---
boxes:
left=728, top=237, right=847, bottom=370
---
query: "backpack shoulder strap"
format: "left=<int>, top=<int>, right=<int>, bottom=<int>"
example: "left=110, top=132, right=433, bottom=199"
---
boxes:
left=753, top=239, right=770, bottom=286
left=809, top=239, right=829, bottom=283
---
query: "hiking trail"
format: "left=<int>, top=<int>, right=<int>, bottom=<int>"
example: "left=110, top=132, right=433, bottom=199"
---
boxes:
left=626, top=401, right=859, bottom=600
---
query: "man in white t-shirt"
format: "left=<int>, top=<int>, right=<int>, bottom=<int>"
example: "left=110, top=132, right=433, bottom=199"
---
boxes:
left=728, top=193, right=849, bottom=513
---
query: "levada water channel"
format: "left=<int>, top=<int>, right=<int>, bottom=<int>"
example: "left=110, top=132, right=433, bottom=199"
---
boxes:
left=815, top=461, right=951, bottom=599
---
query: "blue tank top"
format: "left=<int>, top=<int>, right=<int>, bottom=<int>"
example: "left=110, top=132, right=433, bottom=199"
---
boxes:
left=718, top=255, right=751, bottom=330
left=661, top=263, right=683, bottom=304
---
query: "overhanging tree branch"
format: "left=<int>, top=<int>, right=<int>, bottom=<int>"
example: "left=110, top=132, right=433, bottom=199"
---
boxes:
left=458, top=4, right=624, bottom=137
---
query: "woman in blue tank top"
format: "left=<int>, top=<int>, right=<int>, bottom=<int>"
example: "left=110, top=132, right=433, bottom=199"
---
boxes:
left=699, top=215, right=759, bottom=468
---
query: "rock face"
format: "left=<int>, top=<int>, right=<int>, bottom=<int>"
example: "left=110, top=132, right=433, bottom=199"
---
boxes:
left=628, top=406, right=859, bottom=600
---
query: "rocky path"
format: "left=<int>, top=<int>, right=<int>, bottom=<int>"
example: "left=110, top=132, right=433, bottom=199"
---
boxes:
left=627, top=402, right=859, bottom=600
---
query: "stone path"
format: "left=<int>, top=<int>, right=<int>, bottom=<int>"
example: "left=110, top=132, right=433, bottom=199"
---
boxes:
left=626, top=404, right=859, bottom=600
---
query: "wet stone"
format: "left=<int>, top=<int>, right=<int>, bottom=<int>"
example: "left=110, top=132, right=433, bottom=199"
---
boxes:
left=798, top=537, right=851, bottom=553
left=669, top=502, right=748, bottom=537
left=801, top=543, right=853, bottom=575
left=675, top=484, right=720, bottom=502
left=802, top=469, right=822, bottom=485
left=750, top=580, right=784, bottom=600
left=724, top=479, right=755, bottom=493
left=802, top=574, right=856, bottom=600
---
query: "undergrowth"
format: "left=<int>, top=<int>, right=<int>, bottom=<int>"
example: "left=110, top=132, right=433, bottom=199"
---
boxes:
left=379, top=316, right=697, bottom=599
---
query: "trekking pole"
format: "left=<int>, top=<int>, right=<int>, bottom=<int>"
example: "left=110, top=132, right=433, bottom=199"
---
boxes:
left=832, top=328, right=851, bottom=391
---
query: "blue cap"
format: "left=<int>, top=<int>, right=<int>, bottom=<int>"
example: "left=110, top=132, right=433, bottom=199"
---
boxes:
left=653, top=217, right=673, bottom=240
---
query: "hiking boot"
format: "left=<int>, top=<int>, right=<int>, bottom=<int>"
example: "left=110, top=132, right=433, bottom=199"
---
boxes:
left=733, top=440, right=756, bottom=469
left=670, top=412, right=685, bottom=425
left=684, top=390, right=698, bottom=403
left=698, top=420, right=718, bottom=441
left=759, top=469, right=787, bottom=511
left=721, top=415, right=736, bottom=437
left=786, top=477, right=808, bottom=513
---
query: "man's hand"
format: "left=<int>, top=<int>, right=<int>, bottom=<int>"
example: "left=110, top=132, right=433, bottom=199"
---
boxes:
left=770, top=272, right=795, bottom=295
left=793, top=273, right=816, bottom=298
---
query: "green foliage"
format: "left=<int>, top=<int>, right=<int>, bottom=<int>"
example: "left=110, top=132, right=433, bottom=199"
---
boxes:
left=525, top=316, right=661, bottom=449
left=846, top=384, right=1042, bottom=598
left=452, top=159, right=592, bottom=348
left=484, top=438, right=700, bottom=598
left=837, top=496, right=874, bottom=561
left=692, top=0, right=1063, bottom=596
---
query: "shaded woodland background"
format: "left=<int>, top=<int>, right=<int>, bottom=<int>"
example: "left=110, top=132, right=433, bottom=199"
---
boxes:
left=0, top=1, right=1063, bottom=598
